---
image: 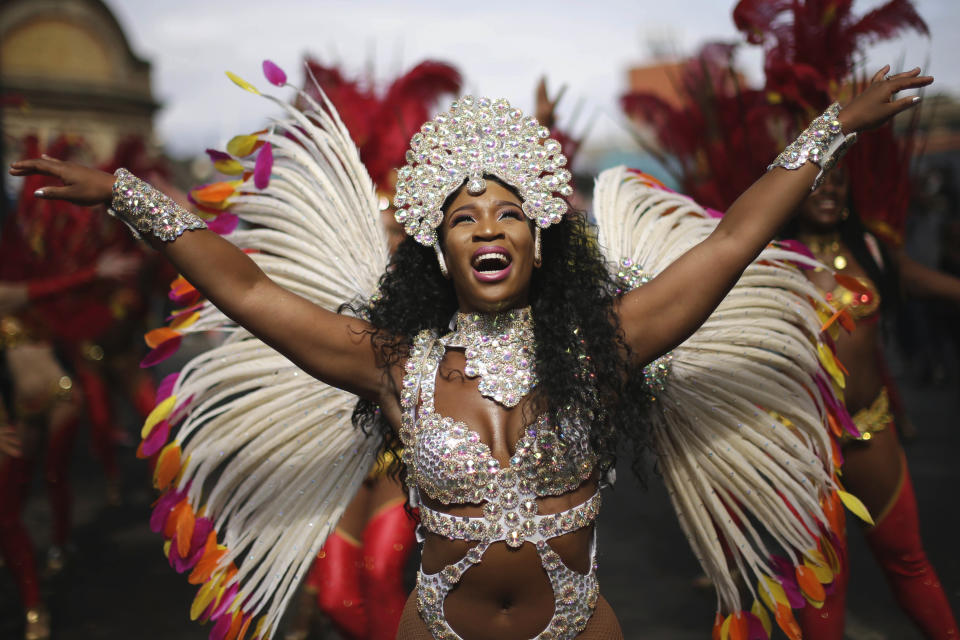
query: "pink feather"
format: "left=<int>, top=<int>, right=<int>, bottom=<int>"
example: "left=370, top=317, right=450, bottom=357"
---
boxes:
left=140, top=335, right=183, bottom=368
left=205, top=149, right=232, bottom=163
left=253, top=143, right=273, bottom=190
left=208, top=212, right=239, bottom=235
left=262, top=60, right=287, bottom=87
left=149, top=486, right=188, bottom=533
left=141, top=420, right=172, bottom=458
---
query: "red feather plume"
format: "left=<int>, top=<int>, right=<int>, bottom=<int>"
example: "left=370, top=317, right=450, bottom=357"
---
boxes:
left=298, top=59, right=461, bottom=187
left=623, top=0, right=929, bottom=232
left=733, top=0, right=928, bottom=112
left=622, top=43, right=785, bottom=210
left=364, top=61, right=462, bottom=188
left=732, top=0, right=929, bottom=238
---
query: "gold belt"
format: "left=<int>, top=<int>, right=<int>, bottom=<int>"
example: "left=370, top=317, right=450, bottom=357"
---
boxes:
left=846, top=388, right=892, bottom=442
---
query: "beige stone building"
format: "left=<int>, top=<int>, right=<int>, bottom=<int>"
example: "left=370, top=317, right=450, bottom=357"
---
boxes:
left=1, top=0, right=158, bottom=162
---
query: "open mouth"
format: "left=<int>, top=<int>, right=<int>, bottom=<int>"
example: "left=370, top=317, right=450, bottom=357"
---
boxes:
left=471, top=247, right=513, bottom=282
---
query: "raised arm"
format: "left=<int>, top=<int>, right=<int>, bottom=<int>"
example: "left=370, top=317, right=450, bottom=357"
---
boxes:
left=8, top=158, right=389, bottom=402
left=617, top=66, right=932, bottom=366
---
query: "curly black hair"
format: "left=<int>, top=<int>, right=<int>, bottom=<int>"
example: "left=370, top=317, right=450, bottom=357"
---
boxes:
left=344, top=183, right=653, bottom=486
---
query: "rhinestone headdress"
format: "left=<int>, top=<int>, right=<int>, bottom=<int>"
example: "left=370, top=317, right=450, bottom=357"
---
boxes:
left=393, top=95, right=573, bottom=247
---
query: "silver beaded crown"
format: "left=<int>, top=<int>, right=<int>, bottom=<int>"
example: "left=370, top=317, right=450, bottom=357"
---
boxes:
left=393, top=95, right=573, bottom=247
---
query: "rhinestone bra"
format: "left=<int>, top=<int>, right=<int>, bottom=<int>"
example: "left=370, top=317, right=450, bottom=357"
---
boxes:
left=399, top=329, right=601, bottom=640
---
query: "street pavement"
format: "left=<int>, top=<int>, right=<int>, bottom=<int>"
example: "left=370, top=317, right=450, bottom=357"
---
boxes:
left=2, top=358, right=957, bottom=639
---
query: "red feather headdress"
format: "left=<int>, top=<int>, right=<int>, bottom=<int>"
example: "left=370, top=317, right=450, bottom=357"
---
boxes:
left=734, top=0, right=928, bottom=244
left=298, top=58, right=462, bottom=189
left=622, top=42, right=786, bottom=211
left=623, top=0, right=928, bottom=240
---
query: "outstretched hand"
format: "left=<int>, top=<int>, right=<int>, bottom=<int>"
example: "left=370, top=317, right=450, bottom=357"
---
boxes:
left=838, top=66, right=933, bottom=134
left=8, top=155, right=115, bottom=207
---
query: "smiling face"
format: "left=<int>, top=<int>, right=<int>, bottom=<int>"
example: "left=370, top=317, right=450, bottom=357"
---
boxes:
left=798, top=167, right=850, bottom=233
left=439, top=179, right=538, bottom=313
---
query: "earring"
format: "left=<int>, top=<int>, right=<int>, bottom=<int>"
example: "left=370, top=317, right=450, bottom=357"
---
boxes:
left=840, top=207, right=850, bottom=221
left=434, top=244, right=449, bottom=278
left=534, top=226, right=542, bottom=266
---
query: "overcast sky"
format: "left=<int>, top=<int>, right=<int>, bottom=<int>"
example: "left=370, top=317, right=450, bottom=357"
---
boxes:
left=104, top=0, right=959, bottom=161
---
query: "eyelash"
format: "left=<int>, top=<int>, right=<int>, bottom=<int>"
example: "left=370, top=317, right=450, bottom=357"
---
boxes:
left=450, top=209, right=522, bottom=226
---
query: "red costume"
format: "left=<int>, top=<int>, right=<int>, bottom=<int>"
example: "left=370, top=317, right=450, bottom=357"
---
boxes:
left=0, top=135, right=150, bottom=623
left=0, top=135, right=99, bottom=619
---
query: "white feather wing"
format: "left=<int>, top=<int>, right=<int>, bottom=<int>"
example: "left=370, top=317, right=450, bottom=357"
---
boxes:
left=143, top=84, right=387, bottom=638
left=594, top=166, right=845, bottom=621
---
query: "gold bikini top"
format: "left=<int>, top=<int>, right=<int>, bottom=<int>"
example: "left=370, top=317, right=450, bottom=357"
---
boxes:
left=825, top=275, right=881, bottom=321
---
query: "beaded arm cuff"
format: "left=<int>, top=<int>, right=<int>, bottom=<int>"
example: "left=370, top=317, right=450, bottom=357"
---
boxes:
left=768, top=103, right=858, bottom=191
left=109, top=168, right=206, bottom=242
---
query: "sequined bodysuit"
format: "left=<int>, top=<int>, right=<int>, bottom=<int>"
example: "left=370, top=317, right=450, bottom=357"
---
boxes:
left=399, top=329, right=602, bottom=640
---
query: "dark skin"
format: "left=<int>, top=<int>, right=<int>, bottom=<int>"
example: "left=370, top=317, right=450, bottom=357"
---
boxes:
left=10, top=66, right=931, bottom=638
left=796, top=168, right=960, bottom=522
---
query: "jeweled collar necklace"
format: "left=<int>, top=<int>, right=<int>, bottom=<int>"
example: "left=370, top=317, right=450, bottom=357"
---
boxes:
left=440, top=307, right=537, bottom=408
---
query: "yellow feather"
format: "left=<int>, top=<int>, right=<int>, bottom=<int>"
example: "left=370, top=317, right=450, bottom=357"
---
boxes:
left=225, top=71, right=260, bottom=95
left=838, top=489, right=875, bottom=525
left=142, top=395, right=176, bottom=439
left=751, top=599, right=772, bottom=636
left=171, top=311, right=200, bottom=331
left=190, top=577, right=220, bottom=621
left=817, top=343, right=846, bottom=388
left=720, top=614, right=732, bottom=640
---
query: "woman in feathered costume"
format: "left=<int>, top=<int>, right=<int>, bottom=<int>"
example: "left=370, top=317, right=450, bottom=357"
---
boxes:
left=731, top=2, right=958, bottom=637
left=624, top=1, right=958, bottom=637
left=9, top=56, right=928, bottom=640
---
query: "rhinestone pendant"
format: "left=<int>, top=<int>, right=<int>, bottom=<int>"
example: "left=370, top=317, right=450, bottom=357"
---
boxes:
left=467, top=177, right=486, bottom=194
left=442, top=308, right=537, bottom=408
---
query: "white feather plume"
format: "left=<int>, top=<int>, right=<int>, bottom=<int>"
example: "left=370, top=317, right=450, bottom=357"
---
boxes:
left=155, top=78, right=388, bottom=637
left=594, top=166, right=838, bottom=615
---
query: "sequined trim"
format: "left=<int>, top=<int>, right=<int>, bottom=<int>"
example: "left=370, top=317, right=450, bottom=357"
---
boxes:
left=419, top=491, right=601, bottom=546
left=393, top=96, right=573, bottom=247
left=615, top=259, right=672, bottom=394
left=416, top=534, right=600, bottom=640
left=827, top=275, right=881, bottom=321
left=0, top=316, right=33, bottom=350
left=109, top=168, right=207, bottom=242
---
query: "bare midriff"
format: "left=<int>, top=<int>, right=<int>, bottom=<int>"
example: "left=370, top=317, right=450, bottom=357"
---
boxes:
left=420, top=482, right=597, bottom=639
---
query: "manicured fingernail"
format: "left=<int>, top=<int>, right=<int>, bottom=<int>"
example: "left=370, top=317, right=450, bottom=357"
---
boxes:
left=912, top=96, right=921, bottom=103
left=33, top=189, right=44, bottom=197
